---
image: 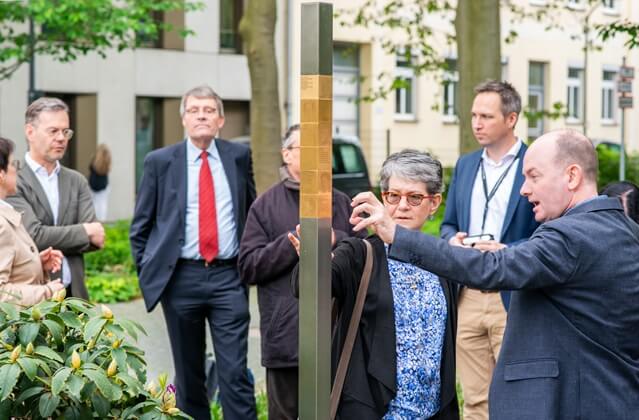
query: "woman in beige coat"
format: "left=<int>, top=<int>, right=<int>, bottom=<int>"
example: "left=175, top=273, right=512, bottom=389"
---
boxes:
left=0, top=137, right=65, bottom=306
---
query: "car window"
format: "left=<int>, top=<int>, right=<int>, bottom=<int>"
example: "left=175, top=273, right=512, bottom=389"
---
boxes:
left=335, top=144, right=365, bottom=173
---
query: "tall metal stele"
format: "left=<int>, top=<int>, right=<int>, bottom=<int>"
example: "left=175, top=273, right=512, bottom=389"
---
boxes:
left=299, top=3, right=333, bottom=420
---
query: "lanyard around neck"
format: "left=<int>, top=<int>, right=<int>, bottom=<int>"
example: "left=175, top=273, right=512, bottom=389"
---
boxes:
left=479, top=156, right=517, bottom=234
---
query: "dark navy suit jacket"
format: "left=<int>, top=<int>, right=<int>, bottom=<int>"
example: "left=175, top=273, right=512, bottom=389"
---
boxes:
left=130, top=139, right=256, bottom=311
left=392, top=197, right=639, bottom=419
left=440, top=144, right=539, bottom=308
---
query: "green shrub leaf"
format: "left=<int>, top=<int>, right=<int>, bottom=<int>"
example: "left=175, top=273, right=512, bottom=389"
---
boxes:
left=82, top=368, right=121, bottom=401
left=38, top=392, right=60, bottom=417
left=52, top=367, right=72, bottom=395
left=84, top=317, right=107, bottom=341
left=0, top=363, right=21, bottom=400
left=0, top=397, right=11, bottom=419
left=115, top=372, right=142, bottom=396
left=18, top=323, right=40, bottom=345
left=65, top=373, right=85, bottom=400
left=112, top=348, right=127, bottom=370
left=35, top=345, right=64, bottom=363
left=91, top=391, right=111, bottom=417
left=17, top=357, right=38, bottom=381
left=58, top=311, right=83, bottom=329
left=15, top=386, right=44, bottom=405
left=0, top=302, right=18, bottom=319
left=121, top=400, right=157, bottom=419
left=42, top=319, right=64, bottom=344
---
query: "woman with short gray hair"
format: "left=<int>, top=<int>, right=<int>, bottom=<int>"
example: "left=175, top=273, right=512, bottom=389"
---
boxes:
left=290, top=149, right=458, bottom=419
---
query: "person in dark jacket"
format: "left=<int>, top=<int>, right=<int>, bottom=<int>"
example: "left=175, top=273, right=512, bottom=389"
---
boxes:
left=290, top=150, right=459, bottom=420
left=238, top=124, right=364, bottom=420
left=600, top=180, right=639, bottom=223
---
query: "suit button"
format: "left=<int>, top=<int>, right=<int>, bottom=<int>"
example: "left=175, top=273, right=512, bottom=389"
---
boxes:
left=178, top=239, right=184, bottom=245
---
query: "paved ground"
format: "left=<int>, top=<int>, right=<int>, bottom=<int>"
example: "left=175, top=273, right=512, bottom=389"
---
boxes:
left=110, top=288, right=266, bottom=391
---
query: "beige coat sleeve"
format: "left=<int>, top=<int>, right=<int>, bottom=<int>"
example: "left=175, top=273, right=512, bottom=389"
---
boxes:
left=0, top=220, right=52, bottom=307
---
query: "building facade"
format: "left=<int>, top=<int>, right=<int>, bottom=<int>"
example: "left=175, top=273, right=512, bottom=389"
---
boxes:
left=0, top=0, right=637, bottom=220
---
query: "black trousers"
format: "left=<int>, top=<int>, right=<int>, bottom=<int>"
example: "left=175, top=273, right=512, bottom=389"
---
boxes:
left=161, top=262, right=256, bottom=420
left=266, top=367, right=298, bottom=420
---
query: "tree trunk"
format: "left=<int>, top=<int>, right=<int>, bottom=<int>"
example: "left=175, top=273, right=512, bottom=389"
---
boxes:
left=239, top=0, right=281, bottom=193
left=455, top=0, right=501, bottom=154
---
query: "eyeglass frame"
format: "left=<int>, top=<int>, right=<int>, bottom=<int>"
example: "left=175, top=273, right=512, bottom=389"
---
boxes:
left=44, top=127, right=74, bottom=141
left=10, top=160, right=22, bottom=171
left=28, top=122, right=74, bottom=141
left=382, top=191, right=437, bottom=206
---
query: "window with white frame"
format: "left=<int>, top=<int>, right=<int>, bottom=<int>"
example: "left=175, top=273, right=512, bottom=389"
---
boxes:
left=602, top=0, right=617, bottom=11
left=395, top=53, right=416, bottom=119
left=601, top=70, right=617, bottom=122
left=442, top=59, right=458, bottom=119
left=567, top=0, right=586, bottom=10
left=567, top=67, right=583, bottom=121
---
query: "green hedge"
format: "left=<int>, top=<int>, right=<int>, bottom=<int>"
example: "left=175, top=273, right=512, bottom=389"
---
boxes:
left=597, top=145, right=639, bottom=189
left=85, top=220, right=140, bottom=304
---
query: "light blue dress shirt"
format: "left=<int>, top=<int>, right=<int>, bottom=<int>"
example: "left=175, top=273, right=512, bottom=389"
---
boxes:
left=24, top=153, right=72, bottom=287
left=180, top=138, right=238, bottom=260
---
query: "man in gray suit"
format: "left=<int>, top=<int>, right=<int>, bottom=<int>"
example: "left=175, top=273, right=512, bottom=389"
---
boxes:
left=8, top=97, right=105, bottom=299
left=351, top=129, right=639, bottom=419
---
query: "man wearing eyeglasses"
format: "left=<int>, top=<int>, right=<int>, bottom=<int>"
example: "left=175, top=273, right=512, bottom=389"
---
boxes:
left=439, top=80, right=538, bottom=420
left=7, top=97, right=104, bottom=299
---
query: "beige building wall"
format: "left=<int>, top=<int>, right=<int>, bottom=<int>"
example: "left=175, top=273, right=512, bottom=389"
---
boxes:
left=291, top=0, right=639, bottom=185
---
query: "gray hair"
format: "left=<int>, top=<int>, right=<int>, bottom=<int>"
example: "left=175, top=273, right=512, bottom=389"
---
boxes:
left=553, top=129, right=598, bottom=184
left=474, top=80, right=522, bottom=118
left=179, top=85, right=225, bottom=117
left=379, top=149, right=444, bottom=194
left=282, top=124, right=300, bottom=149
left=25, top=97, right=69, bottom=125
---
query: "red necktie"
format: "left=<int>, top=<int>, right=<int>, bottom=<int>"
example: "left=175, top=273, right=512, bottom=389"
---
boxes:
left=199, top=151, right=218, bottom=262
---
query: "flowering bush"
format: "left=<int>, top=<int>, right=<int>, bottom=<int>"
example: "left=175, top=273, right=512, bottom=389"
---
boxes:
left=0, top=291, right=190, bottom=419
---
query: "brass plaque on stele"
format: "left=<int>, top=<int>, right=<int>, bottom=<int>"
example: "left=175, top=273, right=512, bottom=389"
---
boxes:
left=300, top=76, right=333, bottom=219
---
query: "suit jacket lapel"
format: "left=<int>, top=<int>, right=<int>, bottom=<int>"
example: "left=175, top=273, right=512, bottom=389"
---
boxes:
left=215, top=139, right=239, bottom=225
left=501, top=143, right=527, bottom=238
left=20, top=165, right=55, bottom=224
left=461, top=153, right=482, bottom=232
left=170, top=141, right=188, bottom=224
left=57, top=168, right=71, bottom=224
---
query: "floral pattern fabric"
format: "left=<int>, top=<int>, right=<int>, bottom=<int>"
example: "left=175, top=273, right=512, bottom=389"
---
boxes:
left=383, top=250, right=447, bottom=420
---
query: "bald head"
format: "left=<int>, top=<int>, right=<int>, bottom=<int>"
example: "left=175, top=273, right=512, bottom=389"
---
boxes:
left=521, top=129, right=599, bottom=222
left=531, top=129, right=598, bottom=185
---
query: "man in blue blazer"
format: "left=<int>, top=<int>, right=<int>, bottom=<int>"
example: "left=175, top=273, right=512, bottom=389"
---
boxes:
left=130, top=86, right=257, bottom=420
left=352, top=129, right=639, bottom=419
left=440, top=80, right=538, bottom=419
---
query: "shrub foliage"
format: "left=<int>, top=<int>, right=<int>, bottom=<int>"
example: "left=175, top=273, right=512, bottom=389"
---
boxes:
left=0, top=293, right=190, bottom=419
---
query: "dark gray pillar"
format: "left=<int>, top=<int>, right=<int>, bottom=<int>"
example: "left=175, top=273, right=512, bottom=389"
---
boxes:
left=299, top=3, right=333, bottom=419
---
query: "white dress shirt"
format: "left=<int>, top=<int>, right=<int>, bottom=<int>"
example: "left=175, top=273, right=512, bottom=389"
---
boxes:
left=180, top=138, right=238, bottom=260
left=24, top=153, right=72, bottom=286
left=467, top=140, right=522, bottom=243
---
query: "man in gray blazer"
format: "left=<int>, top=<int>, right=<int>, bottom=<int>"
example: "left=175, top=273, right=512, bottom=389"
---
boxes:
left=8, top=97, right=104, bottom=299
left=351, top=129, right=639, bottom=419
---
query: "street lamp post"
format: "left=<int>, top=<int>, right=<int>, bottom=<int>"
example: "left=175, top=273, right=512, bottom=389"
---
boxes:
left=28, top=17, right=41, bottom=103
left=582, top=2, right=601, bottom=138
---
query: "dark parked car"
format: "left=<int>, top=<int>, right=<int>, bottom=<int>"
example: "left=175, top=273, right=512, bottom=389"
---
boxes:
left=230, top=134, right=372, bottom=198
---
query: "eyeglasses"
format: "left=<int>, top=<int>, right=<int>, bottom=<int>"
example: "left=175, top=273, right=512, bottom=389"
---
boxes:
left=382, top=191, right=435, bottom=206
left=45, top=127, right=74, bottom=141
left=10, top=160, right=21, bottom=170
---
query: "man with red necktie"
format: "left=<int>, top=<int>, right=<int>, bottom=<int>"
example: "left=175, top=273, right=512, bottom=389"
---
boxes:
left=130, top=85, right=257, bottom=420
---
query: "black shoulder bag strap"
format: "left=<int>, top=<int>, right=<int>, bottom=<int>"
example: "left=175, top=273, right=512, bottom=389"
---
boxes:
left=329, top=239, right=373, bottom=420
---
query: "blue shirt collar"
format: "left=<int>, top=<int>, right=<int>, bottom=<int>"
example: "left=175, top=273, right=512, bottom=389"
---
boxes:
left=186, top=138, right=220, bottom=163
